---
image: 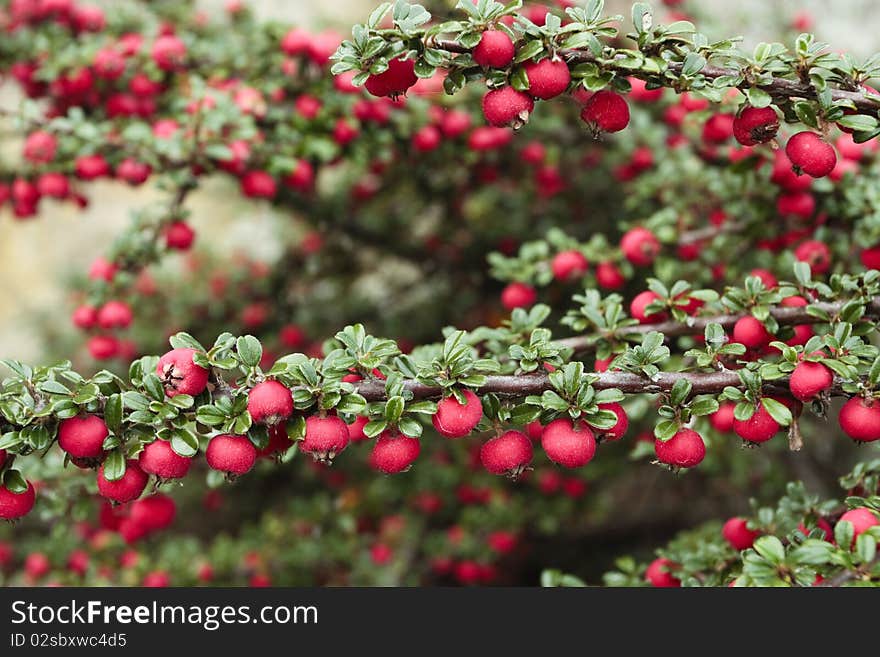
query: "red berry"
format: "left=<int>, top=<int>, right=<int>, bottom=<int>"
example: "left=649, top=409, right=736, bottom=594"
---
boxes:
left=733, top=106, right=779, bottom=146
left=733, top=403, right=780, bottom=444
left=597, top=403, right=628, bottom=441
left=702, top=113, right=734, bottom=144
left=347, top=416, right=371, bottom=443
left=0, top=481, right=36, bottom=520
left=364, top=57, right=417, bottom=98
left=789, top=360, right=833, bottom=402
left=482, top=86, right=534, bottom=128
left=794, top=240, right=831, bottom=274
left=130, top=493, right=176, bottom=531
left=97, top=460, right=148, bottom=503
left=23, top=131, right=57, bottom=163
left=580, top=90, right=630, bottom=134
left=151, top=35, right=186, bottom=70
left=164, top=221, right=195, bottom=250
left=551, top=250, right=589, bottom=281
left=733, top=316, right=772, bottom=349
left=655, top=428, right=706, bottom=468
left=620, top=227, right=660, bottom=266
left=75, top=154, right=110, bottom=180
left=142, top=570, right=170, bottom=587
left=116, top=158, right=151, bottom=185
left=36, top=172, right=69, bottom=198
left=722, top=517, right=760, bottom=550
left=72, top=305, right=98, bottom=329
left=205, top=434, right=257, bottom=475
left=156, top=348, right=210, bottom=398
left=838, top=397, right=880, bottom=443
left=138, top=439, right=192, bottom=479
left=433, top=390, right=483, bottom=438
left=284, top=160, right=315, bottom=193
left=523, top=58, right=571, bottom=100
left=645, top=557, right=680, bottom=587
left=413, top=125, right=442, bottom=152
left=630, top=290, right=667, bottom=324
left=860, top=244, right=880, bottom=270
left=89, top=257, right=118, bottom=282
left=596, top=261, right=625, bottom=289
left=369, top=432, right=421, bottom=473
left=501, top=282, right=537, bottom=310
left=88, top=335, right=119, bottom=360
left=0, top=449, right=5, bottom=469
left=24, top=552, right=50, bottom=579
left=786, top=132, right=837, bottom=178
left=541, top=419, right=597, bottom=468
left=710, top=402, right=736, bottom=433
left=480, top=430, right=533, bottom=476
left=799, top=518, right=833, bottom=542
left=473, top=29, right=515, bottom=68
left=58, top=414, right=108, bottom=460
left=838, top=508, right=879, bottom=544
left=247, top=380, right=293, bottom=425
left=749, top=268, right=778, bottom=289
left=301, top=415, right=349, bottom=462
left=240, top=170, right=276, bottom=198
left=96, top=300, right=133, bottom=329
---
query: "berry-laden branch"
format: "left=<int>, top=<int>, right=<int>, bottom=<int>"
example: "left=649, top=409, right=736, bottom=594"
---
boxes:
left=334, top=0, right=880, bottom=147
left=589, top=472, right=880, bottom=588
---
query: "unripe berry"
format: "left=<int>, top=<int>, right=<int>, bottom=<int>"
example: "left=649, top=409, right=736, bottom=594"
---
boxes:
left=58, top=414, right=108, bottom=460
left=794, top=240, right=831, bottom=274
left=838, top=397, right=880, bottom=442
left=369, top=432, right=421, bottom=474
left=620, top=227, right=660, bottom=266
left=482, top=86, right=534, bottom=128
left=0, top=481, right=36, bottom=520
left=523, top=58, right=571, bottom=100
left=710, top=402, right=736, bottom=433
left=722, top=517, right=760, bottom=550
left=838, top=508, right=879, bottom=544
left=97, top=460, right=148, bottom=503
left=654, top=428, right=706, bottom=468
left=645, top=557, right=680, bottom=587
left=733, top=316, right=772, bottom=350
left=541, top=419, right=596, bottom=468
left=733, top=106, right=779, bottom=145
left=630, top=290, right=667, bottom=324
left=733, top=403, right=780, bottom=444
left=789, top=360, right=833, bottom=402
left=432, top=390, right=483, bottom=438
left=480, top=430, right=533, bottom=476
left=301, top=415, right=349, bottom=462
left=96, top=300, right=133, bottom=330
left=597, top=402, right=628, bottom=441
left=580, top=90, right=630, bottom=134
left=786, top=131, right=837, bottom=178
left=364, top=57, right=417, bottom=98
left=205, top=434, right=257, bottom=476
left=130, top=493, right=176, bottom=532
left=247, top=380, right=293, bottom=425
left=138, top=439, right=192, bottom=479
left=473, top=29, right=515, bottom=68
left=164, top=221, right=195, bottom=250
left=500, top=282, right=537, bottom=310
left=156, top=348, right=210, bottom=398
left=551, top=250, right=589, bottom=281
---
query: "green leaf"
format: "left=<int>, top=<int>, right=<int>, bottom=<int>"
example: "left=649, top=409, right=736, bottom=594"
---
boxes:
left=398, top=417, right=422, bottom=438
left=170, top=430, right=199, bottom=458
left=237, top=335, right=263, bottom=368
left=104, top=394, right=123, bottom=433
left=1, top=469, right=27, bottom=494
left=102, top=449, right=127, bottom=482
left=761, top=397, right=792, bottom=426
left=753, top=535, right=786, bottom=565
left=196, top=405, right=227, bottom=426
